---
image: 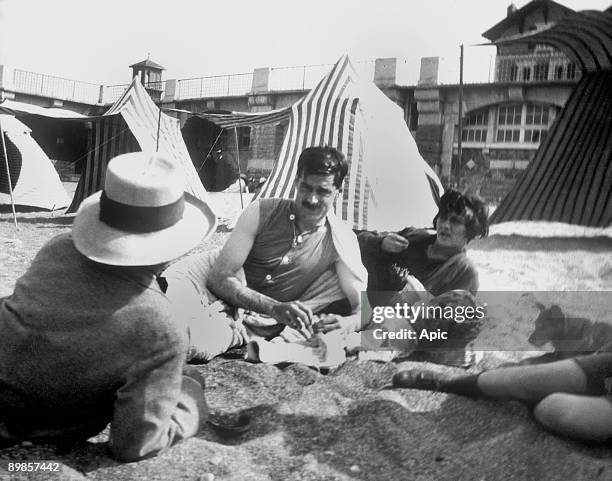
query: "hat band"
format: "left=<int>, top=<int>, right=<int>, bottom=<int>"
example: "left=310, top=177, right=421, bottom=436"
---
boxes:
left=99, top=191, right=185, bottom=233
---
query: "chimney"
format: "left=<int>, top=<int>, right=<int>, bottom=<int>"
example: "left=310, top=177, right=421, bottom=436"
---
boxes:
left=507, top=3, right=517, bottom=17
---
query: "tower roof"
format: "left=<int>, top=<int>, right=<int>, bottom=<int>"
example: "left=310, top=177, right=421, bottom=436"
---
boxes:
left=129, top=58, right=165, bottom=70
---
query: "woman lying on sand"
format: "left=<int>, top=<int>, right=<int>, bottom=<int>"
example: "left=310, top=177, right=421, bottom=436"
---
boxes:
left=394, top=352, right=612, bottom=441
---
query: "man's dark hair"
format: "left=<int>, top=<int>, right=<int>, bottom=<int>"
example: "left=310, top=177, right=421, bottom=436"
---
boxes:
left=296, top=146, right=348, bottom=189
left=433, top=189, right=489, bottom=241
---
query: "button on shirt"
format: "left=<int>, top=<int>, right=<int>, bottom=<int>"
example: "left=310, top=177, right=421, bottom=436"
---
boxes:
left=243, top=199, right=338, bottom=302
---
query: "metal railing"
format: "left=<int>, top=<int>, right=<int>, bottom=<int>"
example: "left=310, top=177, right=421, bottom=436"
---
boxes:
left=269, top=64, right=333, bottom=91
left=102, top=81, right=166, bottom=104
left=12, top=69, right=101, bottom=104
left=268, top=60, right=377, bottom=91
left=177, top=72, right=253, bottom=100
left=8, top=53, right=581, bottom=108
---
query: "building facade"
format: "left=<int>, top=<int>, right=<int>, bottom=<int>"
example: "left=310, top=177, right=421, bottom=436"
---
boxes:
left=0, top=0, right=581, bottom=201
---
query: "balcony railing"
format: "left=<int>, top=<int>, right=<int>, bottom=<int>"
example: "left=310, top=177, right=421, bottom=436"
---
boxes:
left=12, top=69, right=101, bottom=104
left=268, top=60, right=377, bottom=91
left=177, top=72, right=253, bottom=100
left=495, top=52, right=581, bottom=82
left=7, top=53, right=582, bottom=108
left=102, top=81, right=166, bottom=104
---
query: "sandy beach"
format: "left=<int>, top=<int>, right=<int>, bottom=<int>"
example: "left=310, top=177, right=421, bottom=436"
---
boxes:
left=1, top=191, right=611, bottom=480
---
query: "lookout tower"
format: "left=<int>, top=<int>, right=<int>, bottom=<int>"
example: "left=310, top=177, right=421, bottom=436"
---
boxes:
left=129, top=55, right=165, bottom=100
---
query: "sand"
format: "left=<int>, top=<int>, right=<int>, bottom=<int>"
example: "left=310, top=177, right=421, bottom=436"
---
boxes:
left=0, top=193, right=611, bottom=480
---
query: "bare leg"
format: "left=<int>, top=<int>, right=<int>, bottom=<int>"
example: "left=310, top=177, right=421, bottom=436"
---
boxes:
left=394, top=358, right=589, bottom=401
left=535, top=393, right=612, bottom=441
left=478, top=359, right=588, bottom=402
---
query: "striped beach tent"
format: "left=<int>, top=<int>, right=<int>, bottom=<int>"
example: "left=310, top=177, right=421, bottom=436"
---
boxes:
left=67, top=78, right=207, bottom=212
left=491, top=8, right=612, bottom=226
left=198, top=55, right=443, bottom=230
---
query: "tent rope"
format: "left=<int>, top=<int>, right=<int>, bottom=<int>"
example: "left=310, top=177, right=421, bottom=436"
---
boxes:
left=66, top=125, right=134, bottom=166
left=196, top=129, right=224, bottom=173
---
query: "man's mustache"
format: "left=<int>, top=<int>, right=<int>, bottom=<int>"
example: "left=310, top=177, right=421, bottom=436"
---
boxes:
left=301, top=201, right=320, bottom=210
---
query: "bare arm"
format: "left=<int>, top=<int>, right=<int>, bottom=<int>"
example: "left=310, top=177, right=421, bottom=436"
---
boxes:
left=313, top=260, right=370, bottom=335
left=207, top=201, right=313, bottom=334
left=207, top=201, right=273, bottom=313
left=335, top=258, right=367, bottom=314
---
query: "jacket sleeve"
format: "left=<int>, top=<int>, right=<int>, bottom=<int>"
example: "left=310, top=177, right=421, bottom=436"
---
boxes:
left=353, top=229, right=385, bottom=258
left=108, top=332, right=208, bottom=463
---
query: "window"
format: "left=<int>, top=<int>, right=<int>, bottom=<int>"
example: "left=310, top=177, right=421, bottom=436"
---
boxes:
left=495, top=103, right=556, bottom=144
left=461, top=109, right=488, bottom=143
left=534, top=62, right=549, bottom=81
left=510, top=64, right=518, bottom=81
left=522, top=67, right=531, bottom=81
left=567, top=63, right=577, bottom=80
left=524, top=104, right=549, bottom=143
left=555, top=65, right=564, bottom=80
left=497, top=104, right=521, bottom=143
left=238, top=127, right=251, bottom=149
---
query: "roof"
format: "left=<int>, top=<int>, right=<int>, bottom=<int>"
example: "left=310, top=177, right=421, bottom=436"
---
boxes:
left=0, top=99, right=87, bottom=119
left=129, top=58, right=165, bottom=70
left=482, top=0, right=574, bottom=41
left=492, top=8, right=612, bottom=73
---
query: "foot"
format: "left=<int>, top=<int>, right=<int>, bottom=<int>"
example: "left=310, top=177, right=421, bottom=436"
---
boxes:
left=392, top=369, right=443, bottom=390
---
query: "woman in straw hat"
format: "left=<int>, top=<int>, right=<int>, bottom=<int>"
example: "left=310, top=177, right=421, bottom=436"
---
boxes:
left=0, top=152, right=216, bottom=462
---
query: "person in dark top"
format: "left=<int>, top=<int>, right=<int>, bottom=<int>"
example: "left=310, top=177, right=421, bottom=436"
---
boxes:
left=354, top=190, right=489, bottom=361
left=356, top=189, right=489, bottom=305
left=0, top=152, right=216, bottom=462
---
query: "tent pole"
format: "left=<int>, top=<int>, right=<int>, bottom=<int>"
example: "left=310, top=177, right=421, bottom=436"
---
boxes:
left=0, top=117, right=17, bottom=227
left=456, top=43, right=464, bottom=189
left=198, top=129, right=224, bottom=173
left=155, top=107, right=162, bottom=152
left=234, top=127, right=244, bottom=209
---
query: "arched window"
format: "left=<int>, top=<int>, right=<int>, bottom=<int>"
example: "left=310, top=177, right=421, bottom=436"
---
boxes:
left=534, top=62, right=549, bottom=81
left=510, top=64, right=519, bottom=81
left=522, top=67, right=532, bottom=81
left=555, top=65, right=564, bottom=80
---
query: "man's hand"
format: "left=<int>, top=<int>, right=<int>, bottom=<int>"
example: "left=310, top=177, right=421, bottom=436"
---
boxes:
left=313, top=314, right=341, bottom=334
left=270, top=301, right=314, bottom=338
left=313, top=313, right=362, bottom=335
left=381, top=233, right=410, bottom=253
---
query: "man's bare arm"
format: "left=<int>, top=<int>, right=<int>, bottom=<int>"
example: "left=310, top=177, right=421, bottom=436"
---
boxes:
left=207, top=201, right=313, bottom=333
left=208, top=202, right=271, bottom=312
left=335, top=259, right=367, bottom=314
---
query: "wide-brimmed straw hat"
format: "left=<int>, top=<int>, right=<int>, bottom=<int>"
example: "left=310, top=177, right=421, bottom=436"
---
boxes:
left=72, top=152, right=216, bottom=266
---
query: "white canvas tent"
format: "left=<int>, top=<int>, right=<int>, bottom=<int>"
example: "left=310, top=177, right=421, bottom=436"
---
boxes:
left=195, top=55, right=443, bottom=231
left=2, top=80, right=208, bottom=213
left=0, top=114, right=70, bottom=210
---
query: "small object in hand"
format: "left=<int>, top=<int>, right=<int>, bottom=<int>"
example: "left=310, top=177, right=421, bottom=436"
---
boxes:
left=309, top=333, right=328, bottom=362
left=207, top=411, right=251, bottom=437
left=392, top=369, right=442, bottom=390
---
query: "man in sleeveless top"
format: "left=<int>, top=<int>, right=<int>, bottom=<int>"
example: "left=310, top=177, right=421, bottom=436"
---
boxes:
left=164, top=147, right=368, bottom=365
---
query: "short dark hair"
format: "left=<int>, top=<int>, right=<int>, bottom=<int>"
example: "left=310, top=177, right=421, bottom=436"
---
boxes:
left=433, top=189, right=489, bottom=241
left=296, top=146, right=348, bottom=189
